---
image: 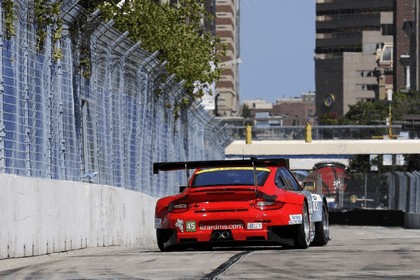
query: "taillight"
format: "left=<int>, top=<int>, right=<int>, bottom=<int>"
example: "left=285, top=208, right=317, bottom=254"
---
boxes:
left=169, top=203, right=189, bottom=213
left=253, top=200, right=285, bottom=210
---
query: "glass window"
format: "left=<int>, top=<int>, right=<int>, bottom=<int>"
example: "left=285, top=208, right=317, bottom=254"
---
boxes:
left=192, top=167, right=270, bottom=187
left=276, top=168, right=300, bottom=191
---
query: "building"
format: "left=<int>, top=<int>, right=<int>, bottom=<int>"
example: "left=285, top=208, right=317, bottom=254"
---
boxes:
left=395, top=0, right=415, bottom=92
left=215, top=0, right=241, bottom=116
left=402, top=0, right=420, bottom=92
left=315, top=0, right=395, bottom=121
left=241, top=92, right=315, bottom=127
left=271, top=92, right=316, bottom=126
left=160, top=0, right=240, bottom=116
left=243, top=99, right=273, bottom=111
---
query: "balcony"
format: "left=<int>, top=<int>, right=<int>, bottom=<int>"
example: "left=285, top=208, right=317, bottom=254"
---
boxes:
left=317, top=13, right=380, bottom=29
left=317, top=0, right=393, bottom=12
left=316, top=32, right=363, bottom=49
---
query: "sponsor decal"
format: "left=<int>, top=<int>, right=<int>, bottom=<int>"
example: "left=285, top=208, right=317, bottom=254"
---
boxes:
left=313, top=201, right=320, bottom=211
left=199, top=224, right=244, bottom=231
left=186, top=221, right=196, bottom=232
left=175, top=219, right=184, bottom=232
left=289, top=214, right=303, bottom=225
left=155, top=218, right=162, bottom=228
left=247, top=222, right=263, bottom=230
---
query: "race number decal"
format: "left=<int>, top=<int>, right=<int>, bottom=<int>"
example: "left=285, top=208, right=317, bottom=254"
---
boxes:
left=186, top=221, right=196, bottom=232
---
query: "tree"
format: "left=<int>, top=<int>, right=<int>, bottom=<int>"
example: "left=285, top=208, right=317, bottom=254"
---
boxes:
left=241, top=103, right=253, bottom=119
left=341, top=91, right=420, bottom=125
left=342, top=100, right=388, bottom=125
left=94, top=0, right=224, bottom=109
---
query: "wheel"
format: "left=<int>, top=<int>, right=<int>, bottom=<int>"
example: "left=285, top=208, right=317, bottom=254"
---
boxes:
left=156, top=229, right=174, bottom=252
left=294, top=202, right=311, bottom=249
left=313, top=203, right=329, bottom=246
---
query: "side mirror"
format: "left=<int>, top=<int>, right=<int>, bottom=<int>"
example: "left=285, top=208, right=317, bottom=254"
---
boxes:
left=303, top=181, right=316, bottom=191
left=179, top=185, right=187, bottom=193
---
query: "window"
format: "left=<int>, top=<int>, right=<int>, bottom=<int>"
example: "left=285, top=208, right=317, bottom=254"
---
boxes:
left=192, top=167, right=270, bottom=187
left=381, top=24, right=394, bottom=36
left=276, top=168, right=300, bottom=191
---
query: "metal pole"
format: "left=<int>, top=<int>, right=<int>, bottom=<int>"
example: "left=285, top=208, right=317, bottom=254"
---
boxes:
left=364, top=173, right=368, bottom=209
left=388, top=102, right=392, bottom=138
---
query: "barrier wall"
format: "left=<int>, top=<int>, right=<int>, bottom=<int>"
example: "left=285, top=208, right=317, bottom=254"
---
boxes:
left=0, top=1, right=232, bottom=260
left=0, top=174, right=158, bottom=259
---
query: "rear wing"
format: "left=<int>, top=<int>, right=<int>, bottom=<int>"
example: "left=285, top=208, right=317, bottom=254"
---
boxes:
left=153, top=158, right=289, bottom=174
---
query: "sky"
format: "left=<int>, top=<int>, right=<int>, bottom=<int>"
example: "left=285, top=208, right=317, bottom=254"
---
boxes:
left=239, top=0, right=316, bottom=103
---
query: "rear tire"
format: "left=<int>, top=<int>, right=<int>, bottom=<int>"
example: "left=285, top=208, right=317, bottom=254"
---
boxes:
left=157, top=229, right=173, bottom=252
left=313, top=204, right=329, bottom=246
left=294, top=202, right=311, bottom=249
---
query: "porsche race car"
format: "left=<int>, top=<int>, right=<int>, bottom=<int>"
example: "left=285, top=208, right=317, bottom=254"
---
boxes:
left=153, top=158, right=329, bottom=251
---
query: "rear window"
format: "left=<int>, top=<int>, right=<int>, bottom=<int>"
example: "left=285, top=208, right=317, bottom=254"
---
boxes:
left=192, top=167, right=270, bottom=187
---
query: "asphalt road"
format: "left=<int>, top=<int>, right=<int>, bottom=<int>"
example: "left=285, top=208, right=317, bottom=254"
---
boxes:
left=1, top=225, right=420, bottom=279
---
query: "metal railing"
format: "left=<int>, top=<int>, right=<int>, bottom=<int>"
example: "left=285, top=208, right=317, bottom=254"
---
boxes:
left=229, top=124, right=405, bottom=141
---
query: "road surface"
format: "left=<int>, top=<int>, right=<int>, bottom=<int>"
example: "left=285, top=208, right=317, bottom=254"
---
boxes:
left=1, top=225, right=420, bottom=279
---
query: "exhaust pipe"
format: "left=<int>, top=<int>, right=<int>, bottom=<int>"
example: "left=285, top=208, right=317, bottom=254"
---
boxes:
left=211, top=230, right=232, bottom=240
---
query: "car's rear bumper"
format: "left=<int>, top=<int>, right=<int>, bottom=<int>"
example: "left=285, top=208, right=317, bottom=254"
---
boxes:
left=157, top=225, right=298, bottom=249
left=156, top=206, right=302, bottom=248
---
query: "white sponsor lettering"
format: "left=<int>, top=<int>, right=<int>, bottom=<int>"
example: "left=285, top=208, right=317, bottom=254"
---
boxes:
left=199, top=224, right=244, bottom=231
left=289, top=214, right=303, bottom=225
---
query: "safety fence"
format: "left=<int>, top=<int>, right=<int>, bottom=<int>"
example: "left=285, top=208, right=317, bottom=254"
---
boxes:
left=0, top=1, right=231, bottom=197
left=229, top=124, right=408, bottom=140
left=298, top=167, right=420, bottom=215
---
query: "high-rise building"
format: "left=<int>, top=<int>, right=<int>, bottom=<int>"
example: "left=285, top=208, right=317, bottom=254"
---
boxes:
left=160, top=0, right=240, bottom=117
left=395, top=0, right=415, bottom=92
left=315, top=0, right=396, bottom=121
left=214, top=0, right=241, bottom=116
left=402, top=1, right=420, bottom=92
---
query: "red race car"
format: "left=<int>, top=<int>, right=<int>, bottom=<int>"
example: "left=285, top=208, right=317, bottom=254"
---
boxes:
left=153, top=158, right=329, bottom=251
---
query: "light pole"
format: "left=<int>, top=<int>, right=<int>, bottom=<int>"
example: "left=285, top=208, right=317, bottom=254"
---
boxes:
left=387, top=89, right=393, bottom=139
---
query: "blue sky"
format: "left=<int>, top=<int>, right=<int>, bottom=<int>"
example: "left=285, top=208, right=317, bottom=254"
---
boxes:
left=239, top=0, right=316, bottom=103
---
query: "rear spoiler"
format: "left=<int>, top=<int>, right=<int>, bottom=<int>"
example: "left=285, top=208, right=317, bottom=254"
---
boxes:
left=153, top=158, right=289, bottom=174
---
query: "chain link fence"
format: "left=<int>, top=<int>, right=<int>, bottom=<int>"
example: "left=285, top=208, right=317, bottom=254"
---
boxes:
left=298, top=166, right=420, bottom=215
left=0, top=1, right=231, bottom=197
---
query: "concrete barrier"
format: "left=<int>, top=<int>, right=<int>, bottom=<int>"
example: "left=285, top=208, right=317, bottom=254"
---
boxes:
left=0, top=174, right=158, bottom=259
left=404, top=212, right=420, bottom=229
left=329, top=209, right=405, bottom=227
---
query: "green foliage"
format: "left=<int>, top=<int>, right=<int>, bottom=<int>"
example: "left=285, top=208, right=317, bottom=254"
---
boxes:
left=349, top=154, right=371, bottom=173
left=35, top=0, right=63, bottom=60
left=337, top=91, right=420, bottom=125
left=405, top=154, right=420, bottom=172
left=241, top=103, right=253, bottom=119
left=392, top=91, right=420, bottom=119
left=338, top=91, right=420, bottom=173
left=2, top=0, right=17, bottom=39
left=344, top=100, right=388, bottom=125
left=96, top=0, right=224, bottom=106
